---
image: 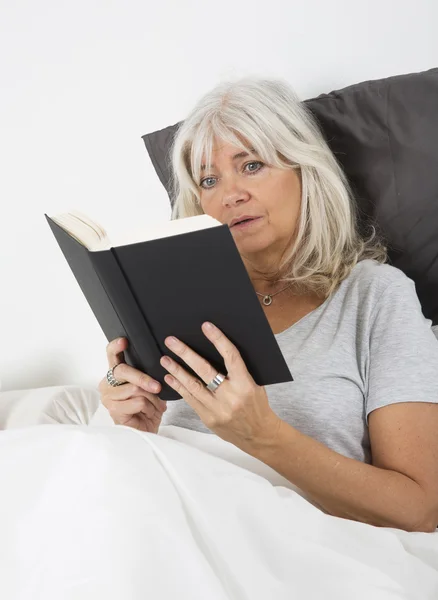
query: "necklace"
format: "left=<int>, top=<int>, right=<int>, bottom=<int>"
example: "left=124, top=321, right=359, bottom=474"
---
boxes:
left=255, top=283, right=292, bottom=306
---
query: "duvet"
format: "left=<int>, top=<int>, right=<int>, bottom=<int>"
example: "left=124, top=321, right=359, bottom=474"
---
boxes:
left=0, top=423, right=437, bottom=599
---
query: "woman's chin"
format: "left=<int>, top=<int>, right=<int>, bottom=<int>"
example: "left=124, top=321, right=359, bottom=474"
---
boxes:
left=233, top=236, right=272, bottom=255
left=229, top=219, right=275, bottom=254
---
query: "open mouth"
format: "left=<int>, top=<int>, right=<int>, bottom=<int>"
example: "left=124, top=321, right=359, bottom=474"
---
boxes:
left=231, top=217, right=262, bottom=228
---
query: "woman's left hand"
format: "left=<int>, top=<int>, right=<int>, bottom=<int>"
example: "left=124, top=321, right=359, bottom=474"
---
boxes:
left=160, top=321, right=282, bottom=451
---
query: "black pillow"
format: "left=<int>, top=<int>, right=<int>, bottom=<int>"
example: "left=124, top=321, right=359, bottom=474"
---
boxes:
left=142, top=69, right=438, bottom=325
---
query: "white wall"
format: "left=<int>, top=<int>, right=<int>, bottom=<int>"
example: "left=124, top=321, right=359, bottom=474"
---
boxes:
left=0, top=0, right=437, bottom=391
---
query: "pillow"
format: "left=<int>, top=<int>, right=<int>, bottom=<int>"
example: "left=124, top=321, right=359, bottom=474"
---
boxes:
left=142, top=69, right=438, bottom=325
left=0, top=385, right=100, bottom=430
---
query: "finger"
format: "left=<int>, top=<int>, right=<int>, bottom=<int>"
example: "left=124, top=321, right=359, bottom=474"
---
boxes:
left=105, top=383, right=144, bottom=401
left=160, top=355, right=212, bottom=407
left=103, top=383, right=167, bottom=414
left=201, top=322, right=247, bottom=377
left=163, top=373, right=208, bottom=417
left=109, top=396, right=159, bottom=421
left=163, top=336, right=218, bottom=385
left=106, top=337, right=128, bottom=369
left=107, top=384, right=167, bottom=412
left=112, top=363, right=162, bottom=394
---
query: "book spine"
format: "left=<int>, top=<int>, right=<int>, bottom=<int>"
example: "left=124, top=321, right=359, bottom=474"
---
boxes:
left=46, top=215, right=177, bottom=399
left=47, top=214, right=132, bottom=353
left=89, top=250, right=177, bottom=399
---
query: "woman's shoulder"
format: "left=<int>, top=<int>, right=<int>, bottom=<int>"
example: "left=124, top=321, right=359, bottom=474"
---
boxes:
left=335, top=259, right=417, bottom=316
left=347, top=259, right=414, bottom=297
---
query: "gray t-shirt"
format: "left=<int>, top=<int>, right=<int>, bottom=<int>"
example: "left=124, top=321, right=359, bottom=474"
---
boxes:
left=162, top=260, right=438, bottom=463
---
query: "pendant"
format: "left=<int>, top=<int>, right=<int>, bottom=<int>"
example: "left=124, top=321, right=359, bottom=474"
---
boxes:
left=263, top=295, right=272, bottom=306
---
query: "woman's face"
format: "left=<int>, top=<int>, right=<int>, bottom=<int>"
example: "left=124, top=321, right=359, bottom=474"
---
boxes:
left=198, top=139, right=301, bottom=259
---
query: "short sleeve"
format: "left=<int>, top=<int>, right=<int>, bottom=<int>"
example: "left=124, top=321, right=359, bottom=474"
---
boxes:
left=366, top=276, right=438, bottom=419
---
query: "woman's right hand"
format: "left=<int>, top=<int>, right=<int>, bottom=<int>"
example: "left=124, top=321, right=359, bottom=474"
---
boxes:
left=99, top=338, right=167, bottom=433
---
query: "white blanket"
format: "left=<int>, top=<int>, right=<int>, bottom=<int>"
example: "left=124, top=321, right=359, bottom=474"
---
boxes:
left=0, top=423, right=437, bottom=599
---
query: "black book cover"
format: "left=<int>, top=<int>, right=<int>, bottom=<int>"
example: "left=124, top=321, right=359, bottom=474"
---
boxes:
left=46, top=215, right=293, bottom=400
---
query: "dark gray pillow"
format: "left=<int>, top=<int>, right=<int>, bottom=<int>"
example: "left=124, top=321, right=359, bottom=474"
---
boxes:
left=142, top=68, right=438, bottom=325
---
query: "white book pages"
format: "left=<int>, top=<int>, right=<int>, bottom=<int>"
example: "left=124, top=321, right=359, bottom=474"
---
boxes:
left=50, top=211, right=222, bottom=251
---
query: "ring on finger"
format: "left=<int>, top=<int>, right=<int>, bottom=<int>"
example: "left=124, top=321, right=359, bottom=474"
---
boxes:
left=106, top=365, right=125, bottom=387
left=206, top=372, right=227, bottom=393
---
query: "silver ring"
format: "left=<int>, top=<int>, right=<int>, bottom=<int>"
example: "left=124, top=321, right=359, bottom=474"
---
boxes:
left=206, top=372, right=226, bottom=393
left=106, top=366, right=124, bottom=387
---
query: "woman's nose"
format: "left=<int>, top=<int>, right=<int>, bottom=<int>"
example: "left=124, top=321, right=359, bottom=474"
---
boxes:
left=222, top=181, right=251, bottom=207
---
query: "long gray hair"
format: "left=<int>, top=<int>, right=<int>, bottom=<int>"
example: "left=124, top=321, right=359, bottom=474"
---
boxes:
left=170, top=78, right=387, bottom=297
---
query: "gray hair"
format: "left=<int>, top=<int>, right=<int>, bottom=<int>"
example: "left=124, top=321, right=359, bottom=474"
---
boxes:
left=170, top=78, right=387, bottom=297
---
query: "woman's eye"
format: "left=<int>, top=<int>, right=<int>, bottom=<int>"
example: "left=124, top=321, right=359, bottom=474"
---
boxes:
left=200, top=177, right=217, bottom=189
left=244, top=161, right=264, bottom=173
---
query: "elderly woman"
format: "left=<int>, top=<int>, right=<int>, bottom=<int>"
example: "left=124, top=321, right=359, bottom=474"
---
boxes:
left=100, top=78, right=438, bottom=533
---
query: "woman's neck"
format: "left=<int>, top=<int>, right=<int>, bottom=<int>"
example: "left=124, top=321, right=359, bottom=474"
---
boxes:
left=241, top=239, right=296, bottom=295
left=242, top=257, right=291, bottom=296
left=251, top=276, right=291, bottom=297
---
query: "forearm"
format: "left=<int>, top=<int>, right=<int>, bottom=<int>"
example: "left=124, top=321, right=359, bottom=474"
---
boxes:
left=246, top=420, right=435, bottom=532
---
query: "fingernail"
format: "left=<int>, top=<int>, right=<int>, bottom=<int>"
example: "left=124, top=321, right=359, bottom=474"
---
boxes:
left=165, top=336, right=180, bottom=349
left=203, top=322, right=214, bottom=331
left=161, top=356, right=172, bottom=367
left=149, top=381, right=160, bottom=392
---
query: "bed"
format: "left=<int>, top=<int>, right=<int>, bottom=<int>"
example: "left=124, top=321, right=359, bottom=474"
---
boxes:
left=1, top=389, right=438, bottom=599
left=1, top=68, right=438, bottom=599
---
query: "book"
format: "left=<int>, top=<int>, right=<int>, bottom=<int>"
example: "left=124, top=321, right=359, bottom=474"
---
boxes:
left=46, top=211, right=293, bottom=401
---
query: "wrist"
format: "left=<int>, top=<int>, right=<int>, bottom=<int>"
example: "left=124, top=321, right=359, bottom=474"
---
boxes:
left=243, top=414, right=284, bottom=457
